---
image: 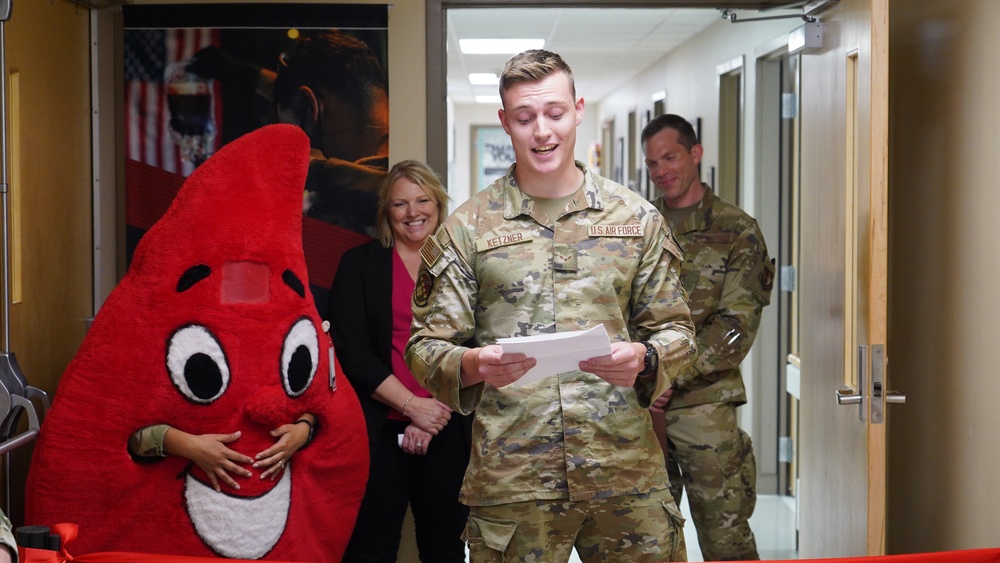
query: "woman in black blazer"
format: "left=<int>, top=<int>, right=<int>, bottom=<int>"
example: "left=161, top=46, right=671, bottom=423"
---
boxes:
left=329, top=160, right=470, bottom=562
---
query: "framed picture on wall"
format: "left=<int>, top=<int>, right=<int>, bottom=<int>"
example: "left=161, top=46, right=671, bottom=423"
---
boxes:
left=122, top=3, right=389, bottom=316
left=472, top=125, right=514, bottom=191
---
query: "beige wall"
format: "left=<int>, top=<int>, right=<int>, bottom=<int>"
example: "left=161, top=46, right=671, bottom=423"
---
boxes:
left=2, top=0, right=92, bottom=523
left=887, top=0, right=1000, bottom=552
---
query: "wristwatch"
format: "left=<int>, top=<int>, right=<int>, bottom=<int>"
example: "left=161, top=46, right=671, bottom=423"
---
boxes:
left=295, top=418, right=316, bottom=447
left=639, top=342, right=659, bottom=377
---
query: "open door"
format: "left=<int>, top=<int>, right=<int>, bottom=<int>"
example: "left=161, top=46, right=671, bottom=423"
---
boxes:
left=798, top=0, right=899, bottom=556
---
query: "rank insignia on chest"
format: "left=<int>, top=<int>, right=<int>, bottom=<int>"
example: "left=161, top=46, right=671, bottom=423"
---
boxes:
left=414, top=267, right=435, bottom=307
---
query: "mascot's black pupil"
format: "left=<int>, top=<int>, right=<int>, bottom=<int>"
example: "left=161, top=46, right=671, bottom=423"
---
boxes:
left=288, top=345, right=312, bottom=393
left=185, top=352, right=224, bottom=399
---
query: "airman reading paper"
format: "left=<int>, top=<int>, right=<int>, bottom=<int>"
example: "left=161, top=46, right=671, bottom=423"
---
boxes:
left=497, top=324, right=612, bottom=387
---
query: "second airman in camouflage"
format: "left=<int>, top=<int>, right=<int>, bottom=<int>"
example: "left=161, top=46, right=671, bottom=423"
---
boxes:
left=642, top=114, right=775, bottom=561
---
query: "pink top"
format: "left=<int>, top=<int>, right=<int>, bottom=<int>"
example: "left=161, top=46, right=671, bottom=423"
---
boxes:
left=388, top=248, right=432, bottom=420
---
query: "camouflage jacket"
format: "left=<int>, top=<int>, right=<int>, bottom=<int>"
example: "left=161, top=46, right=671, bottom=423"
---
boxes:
left=0, top=509, right=14, bottom=558
left=653, top=186, right=774, bottom=409
left=406, top=162, right=695, bottom=506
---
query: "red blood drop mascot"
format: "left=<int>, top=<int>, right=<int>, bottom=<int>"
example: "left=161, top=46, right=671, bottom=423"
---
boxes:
left=25, top=124, right=368, bottom=561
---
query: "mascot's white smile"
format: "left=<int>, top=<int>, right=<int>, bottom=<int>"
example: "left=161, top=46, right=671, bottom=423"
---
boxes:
left=185, top=463, right=291, bottom=559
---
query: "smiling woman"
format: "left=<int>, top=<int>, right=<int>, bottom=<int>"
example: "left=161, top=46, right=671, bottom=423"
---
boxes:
left=328, top=160, right=472, bottom=563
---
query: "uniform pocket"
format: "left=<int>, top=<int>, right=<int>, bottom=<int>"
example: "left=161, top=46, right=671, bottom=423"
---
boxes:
left=661, top=500, right=688, bottom=562
left=463, top=514, right=517, bottom=562
left=717, top=426, right=751, bottom=478
left=662, top=498, right=687, bottom=530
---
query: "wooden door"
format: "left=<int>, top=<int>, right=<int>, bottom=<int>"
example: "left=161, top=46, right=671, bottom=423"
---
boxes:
left=3, top=0, right=93, bottom=525
left=797, top=0, right=890, bottom=556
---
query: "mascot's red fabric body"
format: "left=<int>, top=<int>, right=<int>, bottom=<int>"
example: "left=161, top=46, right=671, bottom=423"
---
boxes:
left=25, top=125, right=368, bottom=561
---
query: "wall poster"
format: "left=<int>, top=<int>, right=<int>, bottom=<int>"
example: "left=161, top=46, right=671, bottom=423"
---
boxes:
left=123, top=3, right=388, bottom=316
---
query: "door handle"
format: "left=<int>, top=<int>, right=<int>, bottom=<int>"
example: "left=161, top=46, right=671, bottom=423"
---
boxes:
left=836, top=387, right=861, bottom=405
left=834, top=344, right=906, bottom=423
left=874, top=381, right=906, bottom=404
left=886, top=392, right=906, bottom=404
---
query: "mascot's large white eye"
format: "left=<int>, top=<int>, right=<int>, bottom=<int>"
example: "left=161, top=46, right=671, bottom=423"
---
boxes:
left=281, top=317, right=318, bottom=397
left=166, top=325, right=231, bottom=403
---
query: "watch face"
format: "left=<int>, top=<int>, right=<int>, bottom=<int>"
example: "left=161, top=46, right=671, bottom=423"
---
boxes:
left=644, top=343, right=658, bottom=373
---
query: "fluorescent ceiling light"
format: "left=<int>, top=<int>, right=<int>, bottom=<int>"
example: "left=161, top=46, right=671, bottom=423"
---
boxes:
left=469, top=73, right=499, bottom=85
left=651, top=90, right=667, bottom=102
left=460, top=39, right=544, bottom=55
left=475, top=95, right=502, bottom=104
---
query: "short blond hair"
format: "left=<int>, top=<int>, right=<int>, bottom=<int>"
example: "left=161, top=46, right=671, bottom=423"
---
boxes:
left=375, top=160, right=449, bottom=248
left=499, top=49, right=576, bottom=106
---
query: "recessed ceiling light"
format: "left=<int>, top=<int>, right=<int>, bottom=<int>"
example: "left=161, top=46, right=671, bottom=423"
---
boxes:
left=475, top=95, right=503, bottom=104
left=459, top=39, right=544, bottom=55
left=469, top=73, right=499, bottom=85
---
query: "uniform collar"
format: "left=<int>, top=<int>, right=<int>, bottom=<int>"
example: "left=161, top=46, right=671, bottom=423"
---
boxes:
left=671, top=183, right=716, bottom=234
left=501, top=161, right=603, bottom=221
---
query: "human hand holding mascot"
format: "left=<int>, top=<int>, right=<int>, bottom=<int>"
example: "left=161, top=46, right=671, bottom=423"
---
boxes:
left=25, top=125, right=369, bottom=561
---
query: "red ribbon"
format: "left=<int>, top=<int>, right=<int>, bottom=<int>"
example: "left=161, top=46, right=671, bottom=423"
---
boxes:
left=19, top=523, right=319, bottom=563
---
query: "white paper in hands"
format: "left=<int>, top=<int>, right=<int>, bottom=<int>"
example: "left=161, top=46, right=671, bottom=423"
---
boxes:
left=497, top=324, right=612, bottom=387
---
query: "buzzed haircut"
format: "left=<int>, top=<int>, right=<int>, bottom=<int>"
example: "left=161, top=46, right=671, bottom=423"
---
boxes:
left=499, top=49, right=576, bottom=102
left=641, top=114, right=700, bottom=151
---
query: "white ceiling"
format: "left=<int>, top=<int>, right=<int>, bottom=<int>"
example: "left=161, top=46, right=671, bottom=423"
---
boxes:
left=446, top=7, right=722, bottom=106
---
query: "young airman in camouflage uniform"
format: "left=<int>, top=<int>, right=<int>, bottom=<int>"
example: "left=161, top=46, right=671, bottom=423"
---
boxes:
left=406, top=51, right=695, bottom=563
left=642, top=114, right=775, bottom=561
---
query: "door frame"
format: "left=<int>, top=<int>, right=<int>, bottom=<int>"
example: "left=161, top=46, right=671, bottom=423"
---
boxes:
left=866, top=0, right=889, bottom=551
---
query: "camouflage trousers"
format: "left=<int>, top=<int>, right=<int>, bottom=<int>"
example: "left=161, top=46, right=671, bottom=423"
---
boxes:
left=463, top=489, right=687, bottom=563
left=664, top=402, right=759, bottom=561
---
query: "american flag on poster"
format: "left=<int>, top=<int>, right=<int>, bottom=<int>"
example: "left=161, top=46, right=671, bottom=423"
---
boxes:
left=124, top=28, right=221, bottom=177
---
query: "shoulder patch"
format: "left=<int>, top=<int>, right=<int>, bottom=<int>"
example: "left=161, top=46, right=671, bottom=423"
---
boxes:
left=760, top=258, right=775, bottom=292
left=419, top=236, right=444, bottom=268
left=413, top=267, right=435, bottom=308
left=744, top=255, right=776, bottom=305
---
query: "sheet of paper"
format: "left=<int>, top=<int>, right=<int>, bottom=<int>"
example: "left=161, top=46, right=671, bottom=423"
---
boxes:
left=497, top=324, right=612, bottom=387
